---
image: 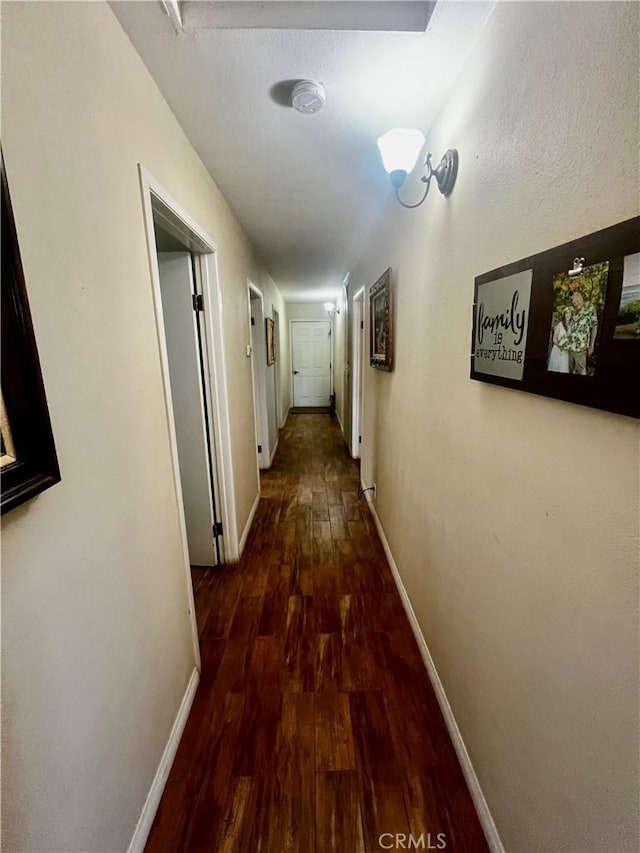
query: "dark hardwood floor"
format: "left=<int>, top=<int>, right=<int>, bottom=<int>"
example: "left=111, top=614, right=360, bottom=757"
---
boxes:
left=145, top=414, right=488, bottom=852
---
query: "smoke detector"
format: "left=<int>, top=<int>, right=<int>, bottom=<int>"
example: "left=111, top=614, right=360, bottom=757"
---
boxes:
left=291, top=80, right=326, bottom=115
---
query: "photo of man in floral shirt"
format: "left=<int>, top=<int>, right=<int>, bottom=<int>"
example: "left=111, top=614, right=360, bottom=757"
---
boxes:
left=559, top=290, right=598, bottom=375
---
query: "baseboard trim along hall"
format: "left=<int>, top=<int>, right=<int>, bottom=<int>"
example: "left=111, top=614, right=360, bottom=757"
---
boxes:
left=128, top=666, right=200, bottom=853
left=269, top=437, right=279, bottom=467
left=362, top=485, right=505, bottom=853
left=238, top=490, right=260, bottom=558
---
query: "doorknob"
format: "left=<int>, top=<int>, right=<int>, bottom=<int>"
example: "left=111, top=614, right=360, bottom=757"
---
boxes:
left=293, top=370, right=299, bottom=374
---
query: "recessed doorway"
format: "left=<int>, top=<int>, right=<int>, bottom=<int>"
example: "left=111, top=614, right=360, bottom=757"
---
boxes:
left=351, top=287, right=365, bottom=458
left=139, top=166, right=240, bottom=662
left=248, top=282, right=270, bottom=470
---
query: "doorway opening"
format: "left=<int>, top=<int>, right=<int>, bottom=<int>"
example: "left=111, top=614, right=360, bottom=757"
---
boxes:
left=248, top=282, right=269, bottom=470
left=290, top=320, right=332, bottom=409
left=139, top=166, right=240, bottom=663
left=351, top=287, right=365, bottom=458
left=272, top=307, right=282, bottom=428
left=155, top=235, right=221, bottom=568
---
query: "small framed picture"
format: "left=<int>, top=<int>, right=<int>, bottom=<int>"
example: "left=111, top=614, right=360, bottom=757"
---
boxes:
left=265, top=316, right=275, bottom=365
left=370, top=267, right=393, bottom=371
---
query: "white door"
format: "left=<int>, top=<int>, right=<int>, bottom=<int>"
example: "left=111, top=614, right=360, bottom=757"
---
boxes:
left=291, top=321, right=331, bottom=407
left=158, top=252, right=216, bottom=566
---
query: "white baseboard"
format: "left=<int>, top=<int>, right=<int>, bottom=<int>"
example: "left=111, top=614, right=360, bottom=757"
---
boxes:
left=238, top=490, right=260, bottom=558
left=128, top=666, right=200, bottom=853
left=362, top=486, right=504, bottom=853
left=269, top=437, right=279, bottom=466
left=336, top=408, right=345, bottom=438
left=280, top=407, right=290, bottom=429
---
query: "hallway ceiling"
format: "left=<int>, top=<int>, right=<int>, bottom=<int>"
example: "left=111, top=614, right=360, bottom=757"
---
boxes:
left=112, top=1, right=493, bottom=301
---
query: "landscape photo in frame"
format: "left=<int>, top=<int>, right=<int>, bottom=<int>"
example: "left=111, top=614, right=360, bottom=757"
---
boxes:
left=614, top=252, right=640, bottom=340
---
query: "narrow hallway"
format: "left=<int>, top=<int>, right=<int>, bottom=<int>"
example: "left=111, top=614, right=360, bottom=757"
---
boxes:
left=146, top=414, right=487, bottom=852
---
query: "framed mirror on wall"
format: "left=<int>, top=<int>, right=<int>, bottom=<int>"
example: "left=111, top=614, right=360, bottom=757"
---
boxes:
left=1, top=152, right=60, bottom=513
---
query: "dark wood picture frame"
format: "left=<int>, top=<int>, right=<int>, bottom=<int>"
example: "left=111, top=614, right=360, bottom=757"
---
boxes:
left=370, top=267, right=393, bottom=371
left=471, top=217, right=640, bottom=418
left=1, top=153, right=61, bottom=513
left=265, top=316, right=275, bottom=365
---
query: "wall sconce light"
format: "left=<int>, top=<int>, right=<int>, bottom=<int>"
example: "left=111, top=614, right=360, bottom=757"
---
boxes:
left=325, top=302, right=338, bottom=319
left=377, top=128, right=458, bottom=209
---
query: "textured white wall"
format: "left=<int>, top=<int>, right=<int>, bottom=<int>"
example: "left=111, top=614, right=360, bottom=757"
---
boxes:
left=351, top=2, right=640, bottom=850
left=286, top=302, right=332, bottom=321
left=1, top=2, right=285, bottom=850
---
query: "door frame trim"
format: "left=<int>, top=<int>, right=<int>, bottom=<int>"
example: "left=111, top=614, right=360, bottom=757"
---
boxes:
left=272, top=305, right=284, bottom=428
left=351, top=286, right=365, bottom=457
left=247, top=280, right=270, bottom=470
left=156, top=250, right=217, bottom=567
left=138, top=165, right=240, bottom=665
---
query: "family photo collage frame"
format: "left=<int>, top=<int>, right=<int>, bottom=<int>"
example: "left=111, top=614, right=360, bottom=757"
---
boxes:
left=471, top=217, right=640, bottom=419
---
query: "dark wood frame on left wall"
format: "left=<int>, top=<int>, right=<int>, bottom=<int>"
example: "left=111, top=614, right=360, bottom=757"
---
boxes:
left=265, top=316, right=275, bottom=366
left=1, top=152, right=60, bottom=513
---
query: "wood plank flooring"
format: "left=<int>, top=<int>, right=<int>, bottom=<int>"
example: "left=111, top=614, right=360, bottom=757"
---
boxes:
left=145, top=414, right=488, bottom=853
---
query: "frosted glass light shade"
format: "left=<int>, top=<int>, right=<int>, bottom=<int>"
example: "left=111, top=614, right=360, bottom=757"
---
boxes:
left=377, top=128, right=426, bottom=175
